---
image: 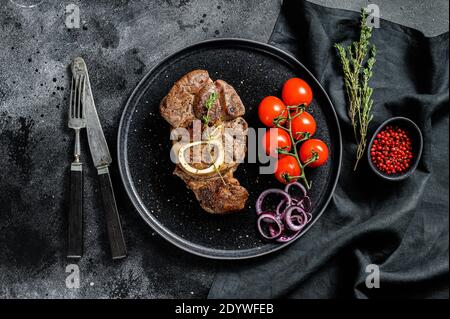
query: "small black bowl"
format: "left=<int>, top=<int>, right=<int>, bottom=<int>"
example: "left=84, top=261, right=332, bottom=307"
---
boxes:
left=367, top=117, right=423, bottom=181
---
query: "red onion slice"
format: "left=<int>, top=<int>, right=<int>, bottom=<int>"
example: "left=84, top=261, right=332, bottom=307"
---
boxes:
left=257, top=213, right=284, bottom=240
left=284, top=206, right=309, bottom=231
left=269, top=225, right=301, bottom=243
left=284, top=181, right=307, bottom=198
left=276, top=198, right=290, bottom=216
left=298, top=196, right=312, bottom=212
left=256, top=185, right=313, bottom=243
left=276, top=231, right=301, bottom=242
left=256, top=189, right=292, bottom=215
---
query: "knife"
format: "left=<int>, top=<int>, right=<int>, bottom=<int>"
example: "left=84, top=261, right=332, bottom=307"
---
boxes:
left=71, top=57, right=127, bottom=260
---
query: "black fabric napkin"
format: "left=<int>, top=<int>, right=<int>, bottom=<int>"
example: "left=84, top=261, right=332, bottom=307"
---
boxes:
left=209, top=0, right=449, bottom=299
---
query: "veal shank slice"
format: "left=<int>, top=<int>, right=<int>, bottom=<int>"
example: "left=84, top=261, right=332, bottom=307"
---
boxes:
left=160, top=70, right=249, bottom=214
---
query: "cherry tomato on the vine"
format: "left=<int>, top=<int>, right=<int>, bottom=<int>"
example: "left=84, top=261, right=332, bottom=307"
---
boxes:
left=291, top=111, right=317, bottom=140
left=258, top=96, right=287, bottom=127
left=263, top=128, right=292, bottom=157
left=274, top=156, right=301, bottom=184
left=282, top=78, right=313, bottom=107
left=299, top=139, right=329, bottom=168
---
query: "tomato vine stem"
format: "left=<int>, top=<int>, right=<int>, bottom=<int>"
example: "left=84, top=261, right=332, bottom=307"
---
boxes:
left=273, top=104, right=318, bottom=189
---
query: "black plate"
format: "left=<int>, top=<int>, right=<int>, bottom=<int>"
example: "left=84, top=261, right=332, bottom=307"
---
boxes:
left=117, top=39, right=342, bottom=259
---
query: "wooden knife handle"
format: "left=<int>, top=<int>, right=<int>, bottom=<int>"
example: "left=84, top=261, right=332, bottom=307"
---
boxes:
left=67, top=163, right=83, bottom=259
left=98, top=166, right=127, bottom=260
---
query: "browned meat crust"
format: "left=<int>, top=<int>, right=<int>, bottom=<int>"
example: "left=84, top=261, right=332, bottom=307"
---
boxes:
left=193, top=79, right=246, bottom=124
left=173, top=167, right=249, bottom=214
left=160, top=70, right=212, bottom=128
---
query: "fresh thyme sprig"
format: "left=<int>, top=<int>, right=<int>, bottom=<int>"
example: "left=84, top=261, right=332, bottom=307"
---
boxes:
left=356, top=46, right=376, bottom=170
left=334, top=8, right=377, bottom=170
left=201, top=91, right=226, bottom=185
left=202, top=91, right=218, bottom=125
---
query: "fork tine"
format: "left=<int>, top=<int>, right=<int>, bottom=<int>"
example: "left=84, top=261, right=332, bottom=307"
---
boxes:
left=73, top=75, right=79, bottom=118
left=81, top=75, right=86, bottom=119
left=69, top=74, right=87, bottom=121
left=75, top=75, right=80, bottom=119
left=69, top=76, right=75, bottom=119
left=77, top=75, right=83, bottom=119
left=78, top=75, right=85, bottom=119
left=77, top=75, right=83, bottom=118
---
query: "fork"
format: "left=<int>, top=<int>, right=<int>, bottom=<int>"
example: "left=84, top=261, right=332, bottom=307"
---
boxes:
left=67, top=73, right=86, bottom=259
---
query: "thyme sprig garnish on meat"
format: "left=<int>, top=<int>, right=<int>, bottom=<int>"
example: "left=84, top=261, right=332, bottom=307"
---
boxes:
left=335, top=8, right=377, bottom=171
left=202, top=91, right=218, bottom=125
left=272, top=105, right=318, bottom=189
left=201, top=91, right=226, bottom=185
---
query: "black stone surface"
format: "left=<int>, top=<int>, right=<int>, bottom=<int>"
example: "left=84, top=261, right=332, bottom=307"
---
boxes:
left=0, top=0, right=281, bottom=299
left=0, top=0, right=448, bottom=298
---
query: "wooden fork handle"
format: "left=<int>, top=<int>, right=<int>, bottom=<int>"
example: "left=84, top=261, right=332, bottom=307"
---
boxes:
left=67, top=162, right=83, bottom=259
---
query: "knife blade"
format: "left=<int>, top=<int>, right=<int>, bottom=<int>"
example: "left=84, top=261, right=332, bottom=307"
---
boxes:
left=71, top=57, right=127, bottom=260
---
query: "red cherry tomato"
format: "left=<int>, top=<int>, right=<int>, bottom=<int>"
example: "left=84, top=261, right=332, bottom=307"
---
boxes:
left=274, top=156, right=301, bottom=184
left=299, top=139, right=329, bottom=168
left=258, top=96, right=287, bottom=127
left=291, top=112, right=317, bottom=140
left=263, top=128, right=292, bottom=157
left=282, top=78, right=313, bottom=107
